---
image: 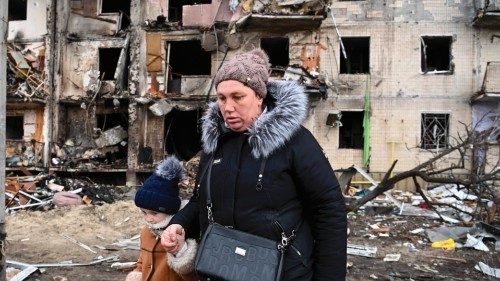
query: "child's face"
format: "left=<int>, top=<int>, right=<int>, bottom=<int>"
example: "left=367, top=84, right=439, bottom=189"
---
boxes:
left=140, top=208, right=168, bottom=224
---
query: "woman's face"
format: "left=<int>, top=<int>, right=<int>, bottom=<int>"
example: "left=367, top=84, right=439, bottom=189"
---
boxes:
left=216, top=80, right=263, bottom=132
left=140, top=208, right=168, bottom=224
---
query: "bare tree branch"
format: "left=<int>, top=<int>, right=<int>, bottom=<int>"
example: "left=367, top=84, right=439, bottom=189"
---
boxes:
left=347, top=124, right=498, bottom=218
left=413, top=176, right=445, bottom=222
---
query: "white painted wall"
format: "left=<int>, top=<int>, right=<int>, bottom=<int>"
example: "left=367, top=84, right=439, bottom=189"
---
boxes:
left=8, top=0, right=48, bottom=41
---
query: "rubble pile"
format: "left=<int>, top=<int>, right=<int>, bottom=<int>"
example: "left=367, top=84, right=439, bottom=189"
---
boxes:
left=344, top=181, right=500, bottom=279
left=251, top=0, right=326, bottom=15
left=6, top=140, right=44, bottom=167
left=51, top=126, right=128, bottom=170
left=6, top=43, right=47, bottom=101
left=5, top=172, right=125, bottom=213
left=178, top=154, right=200, bottom=199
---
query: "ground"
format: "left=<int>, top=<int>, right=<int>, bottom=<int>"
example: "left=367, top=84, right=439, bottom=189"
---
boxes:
left=5, top=199, right=499, bottom=281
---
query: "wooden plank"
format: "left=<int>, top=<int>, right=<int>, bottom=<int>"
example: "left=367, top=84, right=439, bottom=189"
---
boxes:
left=9, top=265, right=38, bottom=281
left=8, top=51, right=30, bottom=70
left=347, top=244, right=378, bottom=258
left=146, top=33, right=163, bottom=72
left=34, top=107, right=44, bottom=142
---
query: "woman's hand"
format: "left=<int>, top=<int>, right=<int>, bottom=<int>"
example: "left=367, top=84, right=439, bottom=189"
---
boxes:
left=161, top=224, right=185, bottom=254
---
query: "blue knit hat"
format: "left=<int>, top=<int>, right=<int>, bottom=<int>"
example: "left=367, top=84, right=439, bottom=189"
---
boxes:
left=134, top=156, right=183, bottom=214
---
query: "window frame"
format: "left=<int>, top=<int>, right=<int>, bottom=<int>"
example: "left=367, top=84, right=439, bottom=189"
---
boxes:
left=8, top=0, right=28, bottom=21
left=420, top=112, right=451, bottom=150
left=339, top=36, right=370, bottom=75
left=420, top=35, right=454, bottom=74
left=6, top=115, right=25, bottom=140
left=338, top=109, right=365, bottom=149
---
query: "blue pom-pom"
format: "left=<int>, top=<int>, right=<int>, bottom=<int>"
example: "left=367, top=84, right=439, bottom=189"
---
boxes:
left=154, top=156, right=183, bottom=181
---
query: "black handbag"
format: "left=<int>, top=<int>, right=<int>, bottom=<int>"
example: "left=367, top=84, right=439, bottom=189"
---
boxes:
left=194, top=156, right=298, bottom=281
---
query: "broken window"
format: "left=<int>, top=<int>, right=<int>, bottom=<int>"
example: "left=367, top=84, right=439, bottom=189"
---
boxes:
left=8, top=0, right=27, bottom=21
left=339, top=111, right=364, bottom=149
left=6, top=116, right=24, bottom=140
left=261, top=37, right=289, bottom=69
left=164, top=108, right=202, bottom=161
left=100, top=0, right=131, bottom=29
left=340, top=37, right=370, bottom=74
left=421, top=36, right=452, bottom=73
left=98, top=48, right=122, bottom=80
left=167, top=40, right=211, bottom=93
left=96, top=112, right=128, bottom=131
left=421, top=113, right=450, bottom=149
left=168, top=0, right=211, bottom=22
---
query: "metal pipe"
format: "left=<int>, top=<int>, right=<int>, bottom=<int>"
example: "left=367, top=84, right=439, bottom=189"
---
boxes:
left=0, top=0, right=8, bottom=278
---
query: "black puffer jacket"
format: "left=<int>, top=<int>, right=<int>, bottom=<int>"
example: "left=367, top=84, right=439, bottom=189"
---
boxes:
left=171, top=80, right=347, bottom=281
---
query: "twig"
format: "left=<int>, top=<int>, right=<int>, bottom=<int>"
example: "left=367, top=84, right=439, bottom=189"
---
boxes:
left=70, top=11, right=117, bottom=23
left=5, top=192, right=20, bottom=208
left=421, top=255, right=467, bottom=263
left=413, top=176, right=445, bottom=222
left=61, top=234, right=97, bottom=254
left=7, top=256, right=118, bottom=268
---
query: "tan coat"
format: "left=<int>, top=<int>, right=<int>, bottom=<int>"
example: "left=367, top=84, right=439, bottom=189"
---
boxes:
left=126, top=227, right=197, bottom=281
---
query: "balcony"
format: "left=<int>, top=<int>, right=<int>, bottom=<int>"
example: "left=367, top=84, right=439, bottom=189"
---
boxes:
left=473, top=0, right=500, bottom=27
left=472, top=61, right=500, bottom=102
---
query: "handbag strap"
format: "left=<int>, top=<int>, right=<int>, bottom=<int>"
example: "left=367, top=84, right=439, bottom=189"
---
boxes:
left=196, top=154, right=214, bottom=194
left=203, top=156, right=300, bottom=253
left=205, top=157, right=267, bottom=223
left=205, top=155, right=215, bottom=223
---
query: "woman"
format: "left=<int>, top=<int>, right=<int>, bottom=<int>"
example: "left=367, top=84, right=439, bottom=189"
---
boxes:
left=162, top=49, right=347, bottom=280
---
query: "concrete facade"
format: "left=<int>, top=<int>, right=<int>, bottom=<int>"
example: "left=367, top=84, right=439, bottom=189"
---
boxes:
left=5, top=0, right=498, bottom=189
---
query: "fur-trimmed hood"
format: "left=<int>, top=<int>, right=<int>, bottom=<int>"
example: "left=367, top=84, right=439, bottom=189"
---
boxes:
left=201, top=80, right=308, bottom=159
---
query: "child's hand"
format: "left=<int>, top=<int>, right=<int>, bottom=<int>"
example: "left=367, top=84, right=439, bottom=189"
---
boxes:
left=161, top=224, right=185, bottom=254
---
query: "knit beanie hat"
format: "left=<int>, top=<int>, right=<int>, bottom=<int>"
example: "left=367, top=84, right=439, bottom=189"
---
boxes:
left=214, top=48, right=270, bottom=98
left=134, top=156, right=183, bottom=214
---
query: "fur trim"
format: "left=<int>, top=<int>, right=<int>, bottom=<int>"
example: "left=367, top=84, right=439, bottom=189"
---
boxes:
left=125, top=270, right=142, bottom=281
left=180, top=199, right=189, bottom=210
left=154, top=156, right=184, bottom=180
left=146, top=214, right=173, bottom=237
left=145, top=200, right=188, bottom=237
left=167, top=239, right=198, bottom=275
left=201, top=80, right=308, bottom=158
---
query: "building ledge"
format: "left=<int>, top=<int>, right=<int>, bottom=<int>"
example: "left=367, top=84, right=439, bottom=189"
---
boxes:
left=236, top=14, right=325, bottom=32
left=473, top=11, right=500, bottom=27
left=49, top=167, right=128, bottom=173
left=471, top=92, right=500, bottom=102
left=6, top=167, right=45, bottom=172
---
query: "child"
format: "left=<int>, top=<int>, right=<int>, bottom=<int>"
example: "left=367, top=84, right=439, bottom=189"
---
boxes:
left=126, top=156, right=197, bottom=281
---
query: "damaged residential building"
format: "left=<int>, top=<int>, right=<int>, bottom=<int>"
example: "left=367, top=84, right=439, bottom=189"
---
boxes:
left=5, top=0, right=499, bottom=188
